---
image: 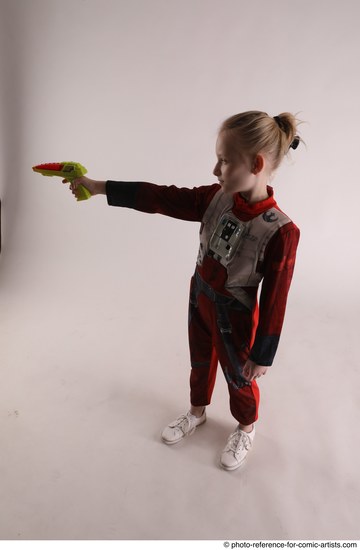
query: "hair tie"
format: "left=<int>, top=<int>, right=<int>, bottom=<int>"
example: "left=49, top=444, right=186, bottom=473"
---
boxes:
left=273, top=115, right=285, bottom=131
left=274, top=116, right=300, bottom=150
left=290, top=136, right=300, bottom=150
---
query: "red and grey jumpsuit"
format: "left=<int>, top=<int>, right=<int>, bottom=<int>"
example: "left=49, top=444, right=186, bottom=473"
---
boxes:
left=106, top=180, right=300, bottom=426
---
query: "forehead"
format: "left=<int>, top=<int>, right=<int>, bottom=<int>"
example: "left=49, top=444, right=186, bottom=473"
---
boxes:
left=215, top=133, right=232, bottom=157
left=216, top=132, right=242, bottom=160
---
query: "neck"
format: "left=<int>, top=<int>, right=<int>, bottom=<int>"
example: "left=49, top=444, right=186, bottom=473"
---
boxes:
left=240, top=185, right=269, bottom=204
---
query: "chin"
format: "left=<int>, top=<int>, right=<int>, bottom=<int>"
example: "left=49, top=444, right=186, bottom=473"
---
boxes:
left=222, top=184, right=241, bottom=195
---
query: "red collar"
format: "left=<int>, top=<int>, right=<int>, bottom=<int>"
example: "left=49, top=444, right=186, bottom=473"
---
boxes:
left=233, top=185, right=277, bottom=218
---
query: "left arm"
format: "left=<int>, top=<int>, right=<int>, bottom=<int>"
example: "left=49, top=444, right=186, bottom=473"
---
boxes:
left=243, top=223, right=300, bottom=380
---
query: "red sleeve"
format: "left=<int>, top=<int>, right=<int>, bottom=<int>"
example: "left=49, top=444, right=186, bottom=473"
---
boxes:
left=249, top=222, right=300, bottom=366
left=106, top=180, right=220, bottom=222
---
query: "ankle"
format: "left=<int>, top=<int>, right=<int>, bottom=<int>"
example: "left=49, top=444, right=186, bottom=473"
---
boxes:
left=239, top=423, right=254, bottom=433
left=190, top=405, right=205, bottom=418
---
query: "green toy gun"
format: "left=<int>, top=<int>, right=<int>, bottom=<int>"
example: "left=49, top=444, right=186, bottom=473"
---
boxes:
left=32, top=162, right=92, bottom=201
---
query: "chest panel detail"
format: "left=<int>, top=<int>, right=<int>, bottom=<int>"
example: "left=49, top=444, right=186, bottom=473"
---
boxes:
left=196, top=190, right=291, bottom=296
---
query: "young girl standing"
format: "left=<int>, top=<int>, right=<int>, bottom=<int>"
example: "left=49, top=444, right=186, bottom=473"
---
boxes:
left=65, top=110, right=302, bottom=471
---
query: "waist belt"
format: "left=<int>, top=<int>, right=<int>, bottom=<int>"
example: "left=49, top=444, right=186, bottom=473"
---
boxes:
left=194, top=271, right=249, bottom=311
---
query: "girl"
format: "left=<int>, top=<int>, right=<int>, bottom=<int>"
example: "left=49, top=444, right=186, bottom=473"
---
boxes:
left=64, top=110, right=302, bottom=471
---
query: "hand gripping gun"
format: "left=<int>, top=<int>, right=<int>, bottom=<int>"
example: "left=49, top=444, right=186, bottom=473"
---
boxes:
left=32, top=162, right=92, bottom=201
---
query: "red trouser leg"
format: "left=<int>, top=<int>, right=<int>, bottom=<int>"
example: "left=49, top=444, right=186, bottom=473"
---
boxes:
left=188, top=286, right=219, bottom=406
left=188, top=288, right=260, bottom=426
left=190, top=346, right=218, bottom=406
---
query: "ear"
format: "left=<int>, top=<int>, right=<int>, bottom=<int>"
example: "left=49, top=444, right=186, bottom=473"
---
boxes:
left=252, top=154, right=265, bottom=175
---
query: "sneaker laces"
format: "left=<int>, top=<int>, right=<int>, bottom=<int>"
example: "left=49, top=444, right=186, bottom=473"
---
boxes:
left=225, top=428, right=252, bottom=456
left=169, top=412, right=197, bottom=436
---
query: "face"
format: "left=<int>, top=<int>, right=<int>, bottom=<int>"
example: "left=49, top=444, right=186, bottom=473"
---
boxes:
left=213, top=132, right=256, bottom=195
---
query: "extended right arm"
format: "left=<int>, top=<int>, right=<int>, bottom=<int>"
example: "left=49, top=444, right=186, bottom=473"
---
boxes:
left=105, top=180, right=220, bottom=222
left=72, top=177, right=220, bottom=223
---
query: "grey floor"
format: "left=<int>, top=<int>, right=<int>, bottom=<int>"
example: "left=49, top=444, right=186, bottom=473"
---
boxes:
left=1, top=251, right=359, bottom=541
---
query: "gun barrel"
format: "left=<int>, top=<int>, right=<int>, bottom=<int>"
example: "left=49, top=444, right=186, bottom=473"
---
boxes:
left=32, top=161, right=87, bottom=179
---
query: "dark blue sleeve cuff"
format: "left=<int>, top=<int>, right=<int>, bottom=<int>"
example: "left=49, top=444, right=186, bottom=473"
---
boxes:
left=249, top=334, right=280, bottom=366
left=106, top=181, right=141, bottom=208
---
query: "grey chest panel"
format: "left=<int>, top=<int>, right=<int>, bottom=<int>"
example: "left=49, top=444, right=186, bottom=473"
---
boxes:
left=196, top=190, right=291, bottom=291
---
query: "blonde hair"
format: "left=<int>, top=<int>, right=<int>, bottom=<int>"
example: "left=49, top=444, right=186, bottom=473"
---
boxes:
left=218, top=110, right=306, bottom=172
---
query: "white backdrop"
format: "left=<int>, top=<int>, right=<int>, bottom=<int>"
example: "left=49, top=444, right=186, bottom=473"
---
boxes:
left=1, top=0, right=359, bottom=542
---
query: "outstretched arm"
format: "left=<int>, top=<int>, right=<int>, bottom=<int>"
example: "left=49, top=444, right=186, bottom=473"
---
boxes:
left=66, top=177, right=220, bottom=223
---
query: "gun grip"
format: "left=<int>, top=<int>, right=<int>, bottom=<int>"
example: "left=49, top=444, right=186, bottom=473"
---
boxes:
left=76, top=184, right=92, bottom=201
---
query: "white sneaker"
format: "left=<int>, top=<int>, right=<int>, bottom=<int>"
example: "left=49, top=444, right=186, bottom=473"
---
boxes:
left=161, top=409, right=206, bottom=445
left=220, top=424, right=255, bottom=470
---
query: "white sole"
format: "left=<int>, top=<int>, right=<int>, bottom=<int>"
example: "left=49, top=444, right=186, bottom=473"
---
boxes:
left=219, top=455, right=247, bottom=470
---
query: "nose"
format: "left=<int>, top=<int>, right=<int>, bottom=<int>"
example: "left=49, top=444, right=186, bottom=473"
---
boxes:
left=213, top=161, right=221, bottom=177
